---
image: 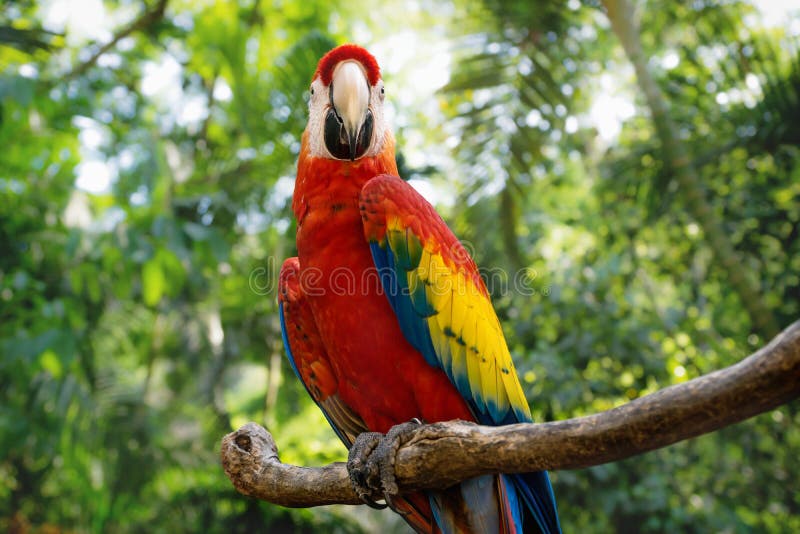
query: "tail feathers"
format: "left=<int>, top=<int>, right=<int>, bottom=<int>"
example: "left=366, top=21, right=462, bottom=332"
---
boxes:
left=393, top=492, right=441, bottom=534
left=429, top=475, right=503, bottom=534
left=497, top=475, right=522, bottom=534
left=510, top=472, right=562, bottom=534
left=427, top=473, right=561, bottom=534
left=428, top=475, right=529, bottom=534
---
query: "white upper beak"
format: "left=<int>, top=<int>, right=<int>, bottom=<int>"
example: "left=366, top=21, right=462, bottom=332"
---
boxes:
left=331, top=61, right=370, bottom=139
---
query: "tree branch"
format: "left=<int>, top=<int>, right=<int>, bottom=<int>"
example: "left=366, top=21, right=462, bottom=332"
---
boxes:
left=64, top=0, right=169, bottom=80
left=221, top=319, right=800, bottom=507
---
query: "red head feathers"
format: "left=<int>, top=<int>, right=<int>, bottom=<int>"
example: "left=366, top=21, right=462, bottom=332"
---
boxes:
left=314, top=44, right=381, bottom=86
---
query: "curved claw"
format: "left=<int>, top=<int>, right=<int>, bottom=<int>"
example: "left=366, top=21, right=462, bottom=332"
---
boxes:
left=347, top=431, right=385, bottom=507
left=369, top=419, right=424, bottom=506
left=347, top=420, right=424, bottom=511
left=351, top=466, right=388, bottom=509
left=361, top=496, right=389, bottom=510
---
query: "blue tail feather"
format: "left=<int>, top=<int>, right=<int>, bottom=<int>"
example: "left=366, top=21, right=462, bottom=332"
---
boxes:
left=429, top=475, right=502, bottom=534
left=427, top=472, right=560, bottom=534
left=510, top=471, right=562, bottom=534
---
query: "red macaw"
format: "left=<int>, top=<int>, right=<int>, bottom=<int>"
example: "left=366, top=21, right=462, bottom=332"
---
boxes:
left=278, top=44, right=561, bottom=534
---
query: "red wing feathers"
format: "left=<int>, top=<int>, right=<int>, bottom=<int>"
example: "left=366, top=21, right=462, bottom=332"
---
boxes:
left=279, top=258, right=367, bottom=445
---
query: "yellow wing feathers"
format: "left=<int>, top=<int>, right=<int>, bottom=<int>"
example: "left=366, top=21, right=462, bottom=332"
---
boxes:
left=363, top=181, right=531, bottom=423
left=414, top=238, right=530, bottom=423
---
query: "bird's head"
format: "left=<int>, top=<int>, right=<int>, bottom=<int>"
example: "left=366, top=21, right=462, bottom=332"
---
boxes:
left=306, top=44, right=388, bottom=161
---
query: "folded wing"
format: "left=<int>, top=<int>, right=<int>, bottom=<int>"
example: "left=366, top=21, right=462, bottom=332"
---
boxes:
left=359, top=175, right=561, bottom=534
left=278, top=257, right=438, bottom=533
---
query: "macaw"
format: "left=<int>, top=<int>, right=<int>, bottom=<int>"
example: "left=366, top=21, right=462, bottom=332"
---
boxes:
left=278, top=44, right=561, bottom=534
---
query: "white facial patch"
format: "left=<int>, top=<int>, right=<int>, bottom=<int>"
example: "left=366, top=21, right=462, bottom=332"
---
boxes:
left=305, top=67, right=390, bottom=160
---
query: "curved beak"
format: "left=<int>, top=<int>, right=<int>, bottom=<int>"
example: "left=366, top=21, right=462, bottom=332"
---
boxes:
left=331, top=61, right=370, bottom=160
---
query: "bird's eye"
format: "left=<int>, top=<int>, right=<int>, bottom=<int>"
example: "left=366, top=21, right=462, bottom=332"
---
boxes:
left=310, top=87, right=315, bottom=96
left=379, top=85, right=385, bottom=100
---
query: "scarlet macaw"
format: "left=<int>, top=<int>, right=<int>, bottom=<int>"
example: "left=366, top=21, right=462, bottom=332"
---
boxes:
left=278, top=44, right=561, bottom=534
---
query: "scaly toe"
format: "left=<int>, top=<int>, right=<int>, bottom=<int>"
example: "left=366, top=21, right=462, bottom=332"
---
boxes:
left=367, top=419, right=424, bottom=510
left=347, top=431, right=386, bottom=508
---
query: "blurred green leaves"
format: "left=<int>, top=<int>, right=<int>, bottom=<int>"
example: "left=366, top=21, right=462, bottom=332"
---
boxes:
left=443, top=0, right=799, bottom=531
left=1, top=0, right=799, bottom=532
left=0, top=0, right=359, bottom=532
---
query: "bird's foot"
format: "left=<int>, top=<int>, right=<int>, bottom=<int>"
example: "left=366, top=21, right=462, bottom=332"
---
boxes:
left=347, top=418, right=424, bottom=512
left=347, top=431, right=387, bottom=509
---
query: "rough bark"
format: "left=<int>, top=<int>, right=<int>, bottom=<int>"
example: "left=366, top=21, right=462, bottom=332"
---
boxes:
left=601, top=0, right=780, bottom=339
left=221, top=319, right=800, bottom=508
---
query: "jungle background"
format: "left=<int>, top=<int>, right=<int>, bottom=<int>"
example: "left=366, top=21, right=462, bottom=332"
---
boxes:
left=2, top=0, right=799, bottom=532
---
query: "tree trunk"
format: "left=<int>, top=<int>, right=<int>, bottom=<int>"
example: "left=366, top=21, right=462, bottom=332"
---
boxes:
left=601, top=0, right=780, bottom=340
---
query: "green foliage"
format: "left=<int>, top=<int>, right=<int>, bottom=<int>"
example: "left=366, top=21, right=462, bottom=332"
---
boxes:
left=444, top=0, right=800, bottom=531
left=1, top=0, right=798, bottom=532
left=0, top=0, right=362, bottom=531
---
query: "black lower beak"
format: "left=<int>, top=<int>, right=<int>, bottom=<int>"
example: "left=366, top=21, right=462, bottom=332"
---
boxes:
left=324, top=108, right=375, bottom=161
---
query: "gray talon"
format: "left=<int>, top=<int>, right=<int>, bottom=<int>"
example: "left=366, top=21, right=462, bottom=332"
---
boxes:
left=347, top=432, right=385, bottom=508
left=369, top=419, right=424, bottom=511
left=346, top=420, right=424, bottom=512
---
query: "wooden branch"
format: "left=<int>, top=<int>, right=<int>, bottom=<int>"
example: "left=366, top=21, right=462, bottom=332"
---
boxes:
left=64, top=0, right=169, bottom=80
left=221, top=319, right=800, bottom=507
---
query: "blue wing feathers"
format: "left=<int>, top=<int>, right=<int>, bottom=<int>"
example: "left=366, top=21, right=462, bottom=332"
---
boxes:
left=362, top=176, right=560, bottom=533
left=369, top=235, right=562, bottom=534
left=279, top=302, right=303, bottom=383
left=370, top=241, right=440, bottom=368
